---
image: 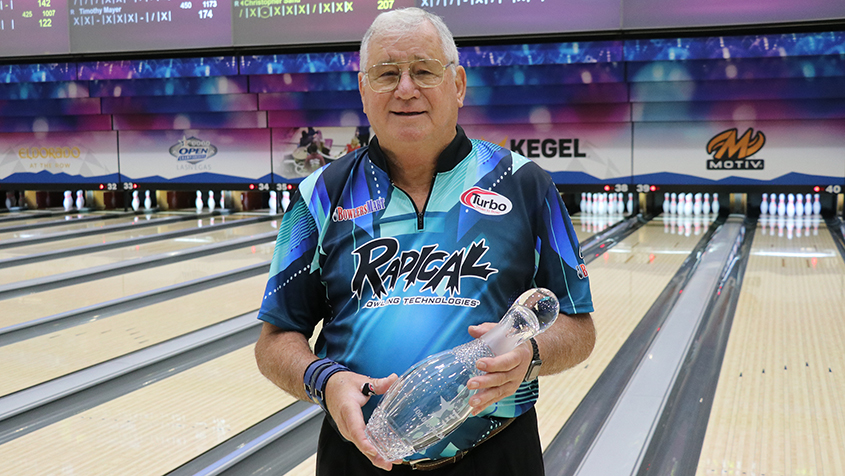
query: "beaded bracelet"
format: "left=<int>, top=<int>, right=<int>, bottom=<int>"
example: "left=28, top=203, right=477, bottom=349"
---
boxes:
left=303, top=357, right=350, bottom=413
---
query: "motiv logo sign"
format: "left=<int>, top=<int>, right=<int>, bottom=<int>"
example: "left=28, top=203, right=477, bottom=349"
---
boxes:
left=706, top=128, right=765, bottom=170
left=460, top=187, right=512, bottom=216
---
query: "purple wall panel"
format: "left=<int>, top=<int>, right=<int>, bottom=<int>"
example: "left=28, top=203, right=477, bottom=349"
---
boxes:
left=0, top=82, right=90, bottom=100
left=632, top=99, right=845, bottom=122
left=113, top=111, right=268, bottom=130
left=627, top=56, right=845, bottom=83
left=258, top=91, right=362, bottom=111
left=631, top=76, right=845, bottom=102
left=0, top=64, right=77, bottom=84
left=0, top=115, right=112, bottom=133
left=465, top=84, right=628, bottom=107
left=268, top=109, right=368, bottom=128
left=0, top=98, right=101, bottom=117
left=78, top=57, right=238, bottom=80
left=102, top=94, right=257, bottom=114
left=249, top=72, right=360, bottom=93
left=458, top=104, right=631, bottom=125
left=89, top=77, right=249, bottom=98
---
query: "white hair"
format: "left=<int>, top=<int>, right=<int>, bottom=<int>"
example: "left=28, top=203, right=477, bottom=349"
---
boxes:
left=359, top=7, right=460, bottom=72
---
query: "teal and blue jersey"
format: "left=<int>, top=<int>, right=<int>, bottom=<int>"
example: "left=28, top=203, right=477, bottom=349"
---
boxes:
left=258, top=126, right=593, bottom=460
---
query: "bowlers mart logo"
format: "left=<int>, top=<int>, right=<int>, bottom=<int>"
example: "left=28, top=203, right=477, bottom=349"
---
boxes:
left=460, top=187, right=512, bottom=216
left=706, top=128, right=765, bottom=170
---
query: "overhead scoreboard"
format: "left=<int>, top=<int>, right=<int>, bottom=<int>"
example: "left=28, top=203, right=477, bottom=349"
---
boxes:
left=4, top=0, right=841, bottom=58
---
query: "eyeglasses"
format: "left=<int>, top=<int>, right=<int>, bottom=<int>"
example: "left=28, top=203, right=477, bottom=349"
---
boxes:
left=364, top=58, right=454, bottom=93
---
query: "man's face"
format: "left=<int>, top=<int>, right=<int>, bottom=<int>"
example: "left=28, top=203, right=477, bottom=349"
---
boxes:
left=358, top=22, right=466, bottom=156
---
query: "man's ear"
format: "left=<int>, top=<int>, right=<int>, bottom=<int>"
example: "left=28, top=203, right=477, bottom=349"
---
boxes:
left=358, top=72, right=368, bottom=115
left=454, top=65, right=467, bottom=108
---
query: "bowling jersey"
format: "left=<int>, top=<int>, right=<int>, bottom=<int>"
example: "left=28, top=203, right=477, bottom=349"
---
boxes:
left=258, top=126, right=593, bottom=460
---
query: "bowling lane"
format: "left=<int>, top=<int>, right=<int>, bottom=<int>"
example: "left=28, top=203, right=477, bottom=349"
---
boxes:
left=0, top=221, right=276, bottom=285
left=0, top=345, right=296, bottom=475
left=0, top=211, right=91, bottom=230
left=0, top=214, right=256, bottom=261
left=696, top=218, right=845, bottom=476
left=571, top=213, right=627, bottom=243
left=0, top=241, right=275, bottom=330
left=535, top=215, right=716, bottom=448
left=0, top=275, right=266, bottom=397
left=0, top=212, right=163, bottom=241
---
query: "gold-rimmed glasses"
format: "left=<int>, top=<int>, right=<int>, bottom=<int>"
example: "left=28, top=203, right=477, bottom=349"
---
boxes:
left=364, top=58, right=454, bottom=93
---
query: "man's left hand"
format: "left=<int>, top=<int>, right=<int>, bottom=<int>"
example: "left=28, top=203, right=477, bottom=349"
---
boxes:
left=465, top=323, right=533, bottom=416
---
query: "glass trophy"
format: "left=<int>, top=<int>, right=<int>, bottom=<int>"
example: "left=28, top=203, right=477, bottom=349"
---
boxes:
left=365, top=288, right=560, bottom=461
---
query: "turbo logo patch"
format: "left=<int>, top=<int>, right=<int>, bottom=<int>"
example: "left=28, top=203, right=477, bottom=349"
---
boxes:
left=706, top=128, right=765, bottom=170
left=351, top=237, right=498, bottom=300
left=460, top=187, right=512, bottom=216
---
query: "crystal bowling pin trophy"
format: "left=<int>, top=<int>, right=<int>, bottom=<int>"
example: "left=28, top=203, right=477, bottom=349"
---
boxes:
left=365, top=288, right=560, bottom=461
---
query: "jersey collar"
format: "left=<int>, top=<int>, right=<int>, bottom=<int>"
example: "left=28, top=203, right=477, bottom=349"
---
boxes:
left=366, top=125, right=473, bottom=176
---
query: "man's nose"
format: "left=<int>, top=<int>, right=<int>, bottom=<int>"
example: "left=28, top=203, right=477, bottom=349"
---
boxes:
left=394, top=70, right=420, bottom=99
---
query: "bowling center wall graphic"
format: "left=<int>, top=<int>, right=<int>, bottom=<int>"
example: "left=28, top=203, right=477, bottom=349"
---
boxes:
left=0, top=1, right=844, bottom=476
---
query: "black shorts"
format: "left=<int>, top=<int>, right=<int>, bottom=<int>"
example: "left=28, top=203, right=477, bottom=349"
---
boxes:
left=316, top=407, right=545, bottom=476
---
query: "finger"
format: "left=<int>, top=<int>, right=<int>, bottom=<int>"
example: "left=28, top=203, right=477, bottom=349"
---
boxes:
left=371, top=373, right=398, bottom=394
left=468, top=322, right=496, bottom=339
left=341, top=404, right=379, bottom=458
left=467, top=369, right=512, bottom=391
left=475, top=353, right=522, bottom=374
left=468, top=386, right=512, bottom=415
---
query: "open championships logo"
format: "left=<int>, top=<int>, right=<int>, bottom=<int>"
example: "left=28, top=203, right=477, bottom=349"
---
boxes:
left=460, top=187, right=512, bottom=216
left=169, top=136, right=218, bottom=164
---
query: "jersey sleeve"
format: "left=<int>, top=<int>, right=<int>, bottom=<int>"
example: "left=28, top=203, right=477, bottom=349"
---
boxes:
left=257, top=188, right=329, bottom=337
left=532, top=178, right=594, bottom=315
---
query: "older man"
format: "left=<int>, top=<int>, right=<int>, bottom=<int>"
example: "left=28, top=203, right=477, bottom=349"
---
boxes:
left=255, top=7, right=595, bottom=475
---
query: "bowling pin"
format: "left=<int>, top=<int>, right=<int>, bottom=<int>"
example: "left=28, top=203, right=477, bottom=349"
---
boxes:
left=703, top=193, right=710, bottom=215
left=804, top=193, right=812, bottom=216
left=795, top=194, right=804, bottom=216
left=581, top=193, right=587, bottom=214
left=677, top=193, right=685, bottom=215
left=627, top=193, right=634, bottom=215
left=144, top=190, right=152, bottom=210
left=684, top=193, right=693, bottom=216
left=208, top=191, right=216, bottom=212
left=617, top=193, right=624, bottom=214
left=63, top=191, right=73, bottom=211
left=608, top=193, right=616, bottom=215
left=812, top=194, right=821, bottom=215
left=693, top=193, right=702, bottom=215
left=711, top=193, right=720, bottom=215
left=662, top=193, right=670, bottom=215
left=75, top=190, right=84, bottom=210
left=195, top=190, right=204, bottom=213
left=777, top=193, right=786, bottom=217
left=786, top=193, right=795, bottom=217
left=219, top=191, right=225, bottom=210
left=132, top=190, right=141, bottom=212
left=4, top=192, right=12, bottom=210
left=282, top=190, right=291, bottom=211
left=269, top=190, right=278, bottom=214
left=761, top=193, right=768, bottom=215
left=670, top=193, right=677, bottom=214
left=770, top=194, right=777, bottom=217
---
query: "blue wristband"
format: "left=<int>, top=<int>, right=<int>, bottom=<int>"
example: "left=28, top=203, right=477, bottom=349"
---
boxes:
left=303, top=358, right=350, bottom=413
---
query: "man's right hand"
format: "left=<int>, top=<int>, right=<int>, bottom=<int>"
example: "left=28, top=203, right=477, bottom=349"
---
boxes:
left=325, top=372, right=399, bottom=470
